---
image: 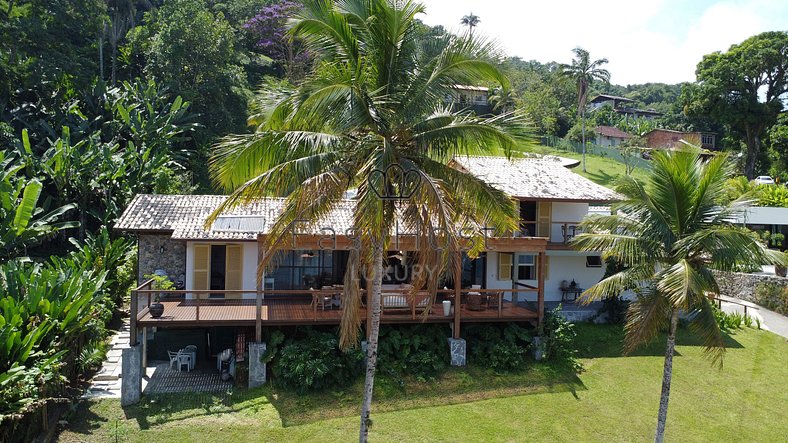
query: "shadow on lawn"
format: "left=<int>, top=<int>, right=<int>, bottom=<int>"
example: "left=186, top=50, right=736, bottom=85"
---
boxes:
left=575, top=323, right=744, bottom=359
left=65, top=361, right=588, bottom=434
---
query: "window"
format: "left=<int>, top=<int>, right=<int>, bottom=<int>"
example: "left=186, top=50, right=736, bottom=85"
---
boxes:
left=519, top=201, right=537, bottom=236
left=192, top=244, right=243, bottom=296
left=517, top=254, right=537, bottom=280
left=701, top=134, right=714, bottom=146
left=498, top=253, right=513, bottom=280
left=586, top=255, right=603, bottom=267
left=266, top=250, right=346, bottom=290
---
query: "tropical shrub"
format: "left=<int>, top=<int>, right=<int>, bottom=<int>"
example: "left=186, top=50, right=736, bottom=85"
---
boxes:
left=69, top=227, right=135, bottom=305
left=756, top=184, right=788, bottom=208
left=754, top=282, right=787, bottom=314
left=377, top=324, right=449, bottom=380
left=273, top=330, right=363, bottom=393
left=597, top=295, right=630, bottom=324
left=463, top=323, right=532, bottom=372
left=0, top=259, right=111, bottom=416
left=542, top=306, right=583, bottom=372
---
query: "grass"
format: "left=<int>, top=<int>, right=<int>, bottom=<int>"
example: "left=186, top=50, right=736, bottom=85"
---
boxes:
left=526, top=145, right=650, bottom=187
left=58, top=325, right=787, bottom=442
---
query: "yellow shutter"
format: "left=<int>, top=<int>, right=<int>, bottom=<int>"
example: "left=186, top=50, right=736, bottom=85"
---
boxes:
left=193, top=244, right=210, bottom=291
left=542, top=256, right=550, bottom=280
left=225, top=244, right=243, bottom=290
left=498, top=252, right=513, bottom=280
left=537, top=201, right=552, bottom=237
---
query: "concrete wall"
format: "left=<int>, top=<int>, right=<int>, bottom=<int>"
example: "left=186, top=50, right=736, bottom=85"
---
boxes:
left=138, top=234, right=186, bottom=285
left=185, top=241, right=259, bottom=297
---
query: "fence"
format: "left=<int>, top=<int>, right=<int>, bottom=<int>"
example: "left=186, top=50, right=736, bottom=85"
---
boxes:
left=541, top=135, right=652, bottom=171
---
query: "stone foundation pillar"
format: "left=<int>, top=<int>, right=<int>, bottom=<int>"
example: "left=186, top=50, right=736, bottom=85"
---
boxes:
left=248, top=342, right=267, bottom=388
left=447, top=338, right=466, bottom=366
left=121, top=345, right=142, bottom=406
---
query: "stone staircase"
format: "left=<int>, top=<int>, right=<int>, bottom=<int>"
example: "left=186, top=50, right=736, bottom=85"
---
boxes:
left=83, top=321, right=131, bottom=398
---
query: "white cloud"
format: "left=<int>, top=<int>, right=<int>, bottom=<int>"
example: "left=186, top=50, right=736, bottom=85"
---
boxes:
left=418, top=0, right=788, bottom=85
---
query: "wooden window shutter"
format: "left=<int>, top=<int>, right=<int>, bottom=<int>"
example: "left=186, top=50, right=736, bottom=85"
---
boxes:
left=193, top=244, right=210, bottom=291
left=543, top=256, right=550, bottom=280
left=225, top=244, right=243, bottom=291
left=537, top=202, right=552, bottom=237
left=498, top=252, right=513, bottom=280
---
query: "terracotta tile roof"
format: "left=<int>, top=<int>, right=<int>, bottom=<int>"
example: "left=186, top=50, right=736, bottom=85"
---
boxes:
left=451, top=155, right=621, bottom=202
left=595, top=125, right=632, bottom=139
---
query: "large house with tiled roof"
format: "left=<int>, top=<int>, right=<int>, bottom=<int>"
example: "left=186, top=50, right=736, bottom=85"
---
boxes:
left=115, top=155, right=618, bottom=388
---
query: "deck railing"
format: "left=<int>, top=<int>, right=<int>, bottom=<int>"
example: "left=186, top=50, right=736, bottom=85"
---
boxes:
left=129, top=283, right=542, bottom=345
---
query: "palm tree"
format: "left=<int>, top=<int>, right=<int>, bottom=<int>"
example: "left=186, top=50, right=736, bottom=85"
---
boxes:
left=561, top=47, right=610, bottom=172
left=460, top=12, right=480, bottom=36
left=208, top=1, right=532, bottom=441
left=571, top=149, right=786, bottom=443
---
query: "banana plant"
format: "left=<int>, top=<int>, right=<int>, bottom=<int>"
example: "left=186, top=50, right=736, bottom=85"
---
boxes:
left=0, top=151, right=77, bottom=261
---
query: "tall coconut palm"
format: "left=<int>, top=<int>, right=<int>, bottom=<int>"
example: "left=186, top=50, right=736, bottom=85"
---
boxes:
left=207, top=1, right=533, bottom=441
left=571, top=149, right=786, bottom=443
left=460, top=12, right=480, bottom=36
left=561, top=47, right=610, bottom=172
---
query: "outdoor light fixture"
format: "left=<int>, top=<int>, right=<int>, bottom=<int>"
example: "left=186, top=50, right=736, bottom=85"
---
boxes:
left=300, top=251, right=316, bottom=259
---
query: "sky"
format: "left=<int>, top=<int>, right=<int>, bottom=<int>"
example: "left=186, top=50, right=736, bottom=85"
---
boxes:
left=418, top=0, right=788, bottom=86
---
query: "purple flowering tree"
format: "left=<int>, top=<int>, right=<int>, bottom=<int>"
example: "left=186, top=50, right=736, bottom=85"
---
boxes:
left=244, top=1, right=312, bottom=80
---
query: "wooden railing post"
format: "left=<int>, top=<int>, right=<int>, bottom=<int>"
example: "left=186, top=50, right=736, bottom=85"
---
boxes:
left=130, top=289, right=138, bottom=346
left=537, top=252, right=545, bottom=327
left=453, top=252, right=462, bottom=339
left=195, top=291, right=200, bottom=322
left=410, top=291, right=416, bottom=320
left=498, top=291, right=502, bottom=318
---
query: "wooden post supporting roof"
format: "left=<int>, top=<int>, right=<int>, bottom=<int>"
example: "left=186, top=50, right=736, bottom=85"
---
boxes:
left=255, top=242, right=264, bottom=342
left=537, top=252, right=545, bottom=327
left=453, top=251, right=461, bottom=339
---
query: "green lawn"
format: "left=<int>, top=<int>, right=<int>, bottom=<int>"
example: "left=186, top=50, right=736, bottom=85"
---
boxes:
left=527, top=145, right=650, bottom=187
left=58, top=325, right=787, bottom=442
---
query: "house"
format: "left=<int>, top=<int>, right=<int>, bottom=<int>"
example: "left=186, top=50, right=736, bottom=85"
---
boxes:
left=643, top=128, right=716, bottom=150
left=448, top=85, right=492, bottom=115
left=589, top=94, right=663, bottom=121
left=589, top=94, right=633, bottom=110
left=115, top=155, right=619, bottom=395
left=594, top=125, right=632, bottom=147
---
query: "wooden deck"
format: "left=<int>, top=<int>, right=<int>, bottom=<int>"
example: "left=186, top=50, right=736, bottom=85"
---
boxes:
left=136, top=298, right=538, bottom=328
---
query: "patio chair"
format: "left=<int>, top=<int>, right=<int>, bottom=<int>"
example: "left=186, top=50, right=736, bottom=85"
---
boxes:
left=184, top=345, right=198, bottom=370
left=168, top=350, right=190, bottom=372
left=487, top=291, right=502, bottom=310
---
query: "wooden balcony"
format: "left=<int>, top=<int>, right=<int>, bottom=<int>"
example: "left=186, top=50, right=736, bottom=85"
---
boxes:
left=130, top=280, right=539, bottom=345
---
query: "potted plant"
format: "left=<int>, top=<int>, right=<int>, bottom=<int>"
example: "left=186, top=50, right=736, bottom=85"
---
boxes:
left=144, top=273, right=174, bottom=318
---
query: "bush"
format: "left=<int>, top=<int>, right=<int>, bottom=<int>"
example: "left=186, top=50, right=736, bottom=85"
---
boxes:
left=542, top=306, right=583, bottom=372
left=597, top=296, right=630, bottom=324
left=754, top=282, right=788, bottom=314
left=272, top=330, right=363, bottom=393
left=463, top=323, right=532, bottom=372
left=756, top=184, right=788, bottom=208
left=377, top=324, right=449, bottom=380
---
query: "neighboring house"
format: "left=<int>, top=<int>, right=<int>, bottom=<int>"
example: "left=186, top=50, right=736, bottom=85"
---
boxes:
left=448, top=85, right=492, bottom=115
left=589, top=94, right=633, bottom=110
left=116, top=155, right=619, bottom=374
left=589, top=94, right=663, bottom=120
left=737, top=206, right=788, bottom=253
left=644, top=128, right=716, bottom=150
left=594, top=125, right=632, bottom=147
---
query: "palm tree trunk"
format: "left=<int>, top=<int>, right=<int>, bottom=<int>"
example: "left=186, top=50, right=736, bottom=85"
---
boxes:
left=359, top=243, right=384, bottom=443
left=581, top=111, right=587, bottom=173
left=654, top=310, right=679, bottom=443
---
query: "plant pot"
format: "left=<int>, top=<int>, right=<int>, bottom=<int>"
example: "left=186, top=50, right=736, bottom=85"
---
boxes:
left=149, top=302, right=165, bottom=318
left=442, top=300, right=452, bottom=316
left=776, top=265, right=787, bottom=278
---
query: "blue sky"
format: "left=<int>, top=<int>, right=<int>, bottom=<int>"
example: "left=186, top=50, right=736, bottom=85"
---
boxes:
left=419, top=0, right=788, bottom=85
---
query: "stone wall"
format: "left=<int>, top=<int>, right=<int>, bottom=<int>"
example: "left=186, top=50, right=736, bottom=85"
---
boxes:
left=138, top=234, right=186, bottom=285
left=712, top=271, right=788, bottom=303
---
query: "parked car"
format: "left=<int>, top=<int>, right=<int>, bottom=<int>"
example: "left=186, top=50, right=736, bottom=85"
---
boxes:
left=754, top=175, right=775, bottom=185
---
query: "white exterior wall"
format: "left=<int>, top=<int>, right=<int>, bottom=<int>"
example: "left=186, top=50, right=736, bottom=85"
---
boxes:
left=549, top=202, right=589, bottom=243
left=185, top=241, right=259, bottom=298
left=485, top=250, right=605, bottom=302
left=741, top=207, right=788, bottom=226
left=544, top=251, right=605, bottom=302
